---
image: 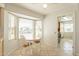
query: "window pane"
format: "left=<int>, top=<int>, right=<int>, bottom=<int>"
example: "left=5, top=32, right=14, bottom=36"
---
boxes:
left=19, top=18, right=34, bottom=40
left=35, top=21, right=42, bottom=39
left=64, top=23, right=73, bottom=32
left=8, top=13, right=15, bottom=40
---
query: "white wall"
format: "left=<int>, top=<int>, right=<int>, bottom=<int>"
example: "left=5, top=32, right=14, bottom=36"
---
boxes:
left=74, top=4, right=79, bottom=56
left=43, top=14, right=58, bottom=49
left=0, top=6, right=5, bottom=56
left=43, top=8, right=74, bottom=50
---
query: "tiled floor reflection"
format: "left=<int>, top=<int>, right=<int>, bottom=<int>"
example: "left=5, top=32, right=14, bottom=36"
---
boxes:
left=57, top=38, right=73, bottom=56
left=9, top=38, right=73, bottom=56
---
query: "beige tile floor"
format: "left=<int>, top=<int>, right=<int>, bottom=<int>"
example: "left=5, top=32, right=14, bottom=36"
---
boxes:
left=57, top=38, right=73, bottom=56
left=9, top=38, right=73, bottom=56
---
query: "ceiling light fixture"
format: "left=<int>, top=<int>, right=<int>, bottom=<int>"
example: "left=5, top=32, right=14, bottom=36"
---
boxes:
left=43, top=4, right=47, bottom=8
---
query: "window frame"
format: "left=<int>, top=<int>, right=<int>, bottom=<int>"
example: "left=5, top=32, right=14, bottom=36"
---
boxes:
left=7, top=12, right=17, bottom=40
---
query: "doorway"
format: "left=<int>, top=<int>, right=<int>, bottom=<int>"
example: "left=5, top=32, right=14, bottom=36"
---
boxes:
left=57, top=15, right=73, bottom=56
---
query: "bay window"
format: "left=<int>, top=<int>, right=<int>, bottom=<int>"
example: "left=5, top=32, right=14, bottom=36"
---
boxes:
left=8, top=12, right=42, bottom=41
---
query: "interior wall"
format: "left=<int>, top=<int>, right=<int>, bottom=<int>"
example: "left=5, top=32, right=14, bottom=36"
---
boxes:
left=0, top=7, right=4, bottom=56
left=0, top=7, right=2, bottom=56
left=43, top=8, right=74, bottom=50
left=74, top=4, right=79, bottom=56
left=43, top=14, right=58, bottom=49
left=63, top=32, right=73, bottom=39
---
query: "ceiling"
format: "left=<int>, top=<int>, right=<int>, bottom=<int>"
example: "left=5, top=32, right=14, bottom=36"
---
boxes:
left=15, top=3, right=75, bottom=15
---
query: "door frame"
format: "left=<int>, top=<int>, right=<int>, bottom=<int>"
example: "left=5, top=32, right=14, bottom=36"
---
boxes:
left=57, top=12, right=75, bottom=56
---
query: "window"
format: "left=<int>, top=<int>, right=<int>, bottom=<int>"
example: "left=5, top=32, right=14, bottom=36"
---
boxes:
left=60, top=16, right=73, bottom=32
left=19, top=18, right=34, bottom=40
left=8, top=12, right=42, bottom=41
left=35, top=21, right=42, bottom=39
left=64, top=23, right=73, bottom=32
left=8, top=13, right=15, bottom=40
left=19, top=18, right=42, bottom=40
